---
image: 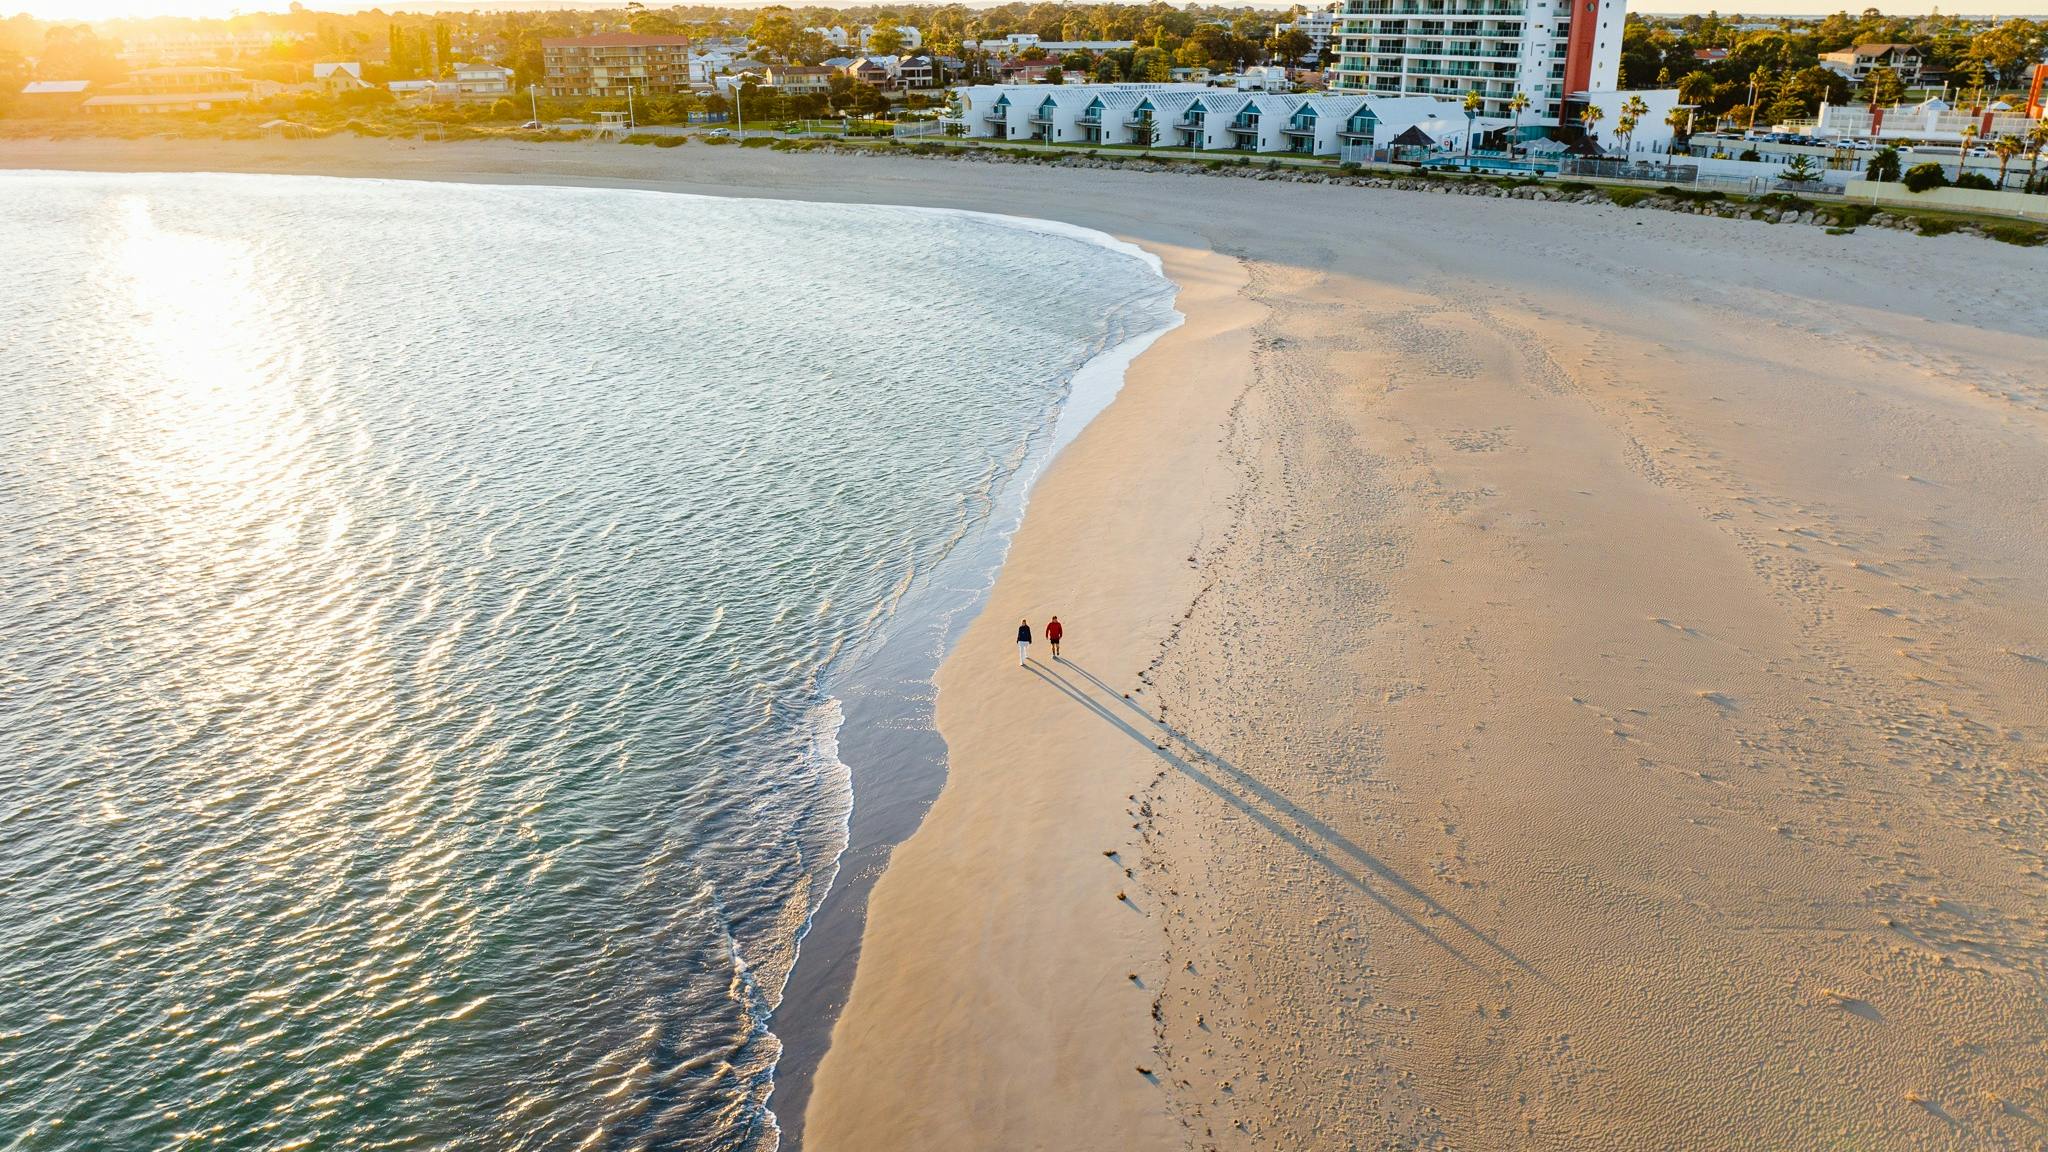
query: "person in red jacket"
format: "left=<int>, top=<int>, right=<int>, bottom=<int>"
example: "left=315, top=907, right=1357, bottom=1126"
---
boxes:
left=1046, top=616, right=1064, bottom=659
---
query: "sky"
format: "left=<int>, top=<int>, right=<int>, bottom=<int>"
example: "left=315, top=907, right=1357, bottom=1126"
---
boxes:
left=12, top=0, right=2047, bottom=22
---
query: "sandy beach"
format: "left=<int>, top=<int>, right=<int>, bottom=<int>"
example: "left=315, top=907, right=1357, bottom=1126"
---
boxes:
left=12, top=136, right=2045, bottom=1150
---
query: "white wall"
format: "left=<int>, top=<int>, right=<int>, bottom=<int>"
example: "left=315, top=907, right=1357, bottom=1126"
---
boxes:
left=1581, top=89, right=1685, bottom=154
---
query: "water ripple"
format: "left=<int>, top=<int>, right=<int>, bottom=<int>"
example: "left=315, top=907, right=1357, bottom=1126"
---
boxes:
left=0, top=171, right=1173, bottom=1152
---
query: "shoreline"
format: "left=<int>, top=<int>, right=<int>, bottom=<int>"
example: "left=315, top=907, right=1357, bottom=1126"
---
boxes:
left=11, top=137, right=2045, bottom=1152
left=1, top=144, right=1204, bottom=1151
left=772, top=240, right=1180, bottom=1146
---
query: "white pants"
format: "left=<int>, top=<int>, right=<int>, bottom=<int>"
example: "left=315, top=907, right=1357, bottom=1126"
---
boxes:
left=1018, top=641, right=1030, bottom=665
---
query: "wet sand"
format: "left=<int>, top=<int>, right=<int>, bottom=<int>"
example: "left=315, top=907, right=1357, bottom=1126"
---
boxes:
left=11, top=137, right=2046, bottom=1151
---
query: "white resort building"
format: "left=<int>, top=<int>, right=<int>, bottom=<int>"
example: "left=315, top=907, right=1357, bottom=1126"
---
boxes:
left=952, top=83, right=1512, bottom=160
left=1814, top=96, right=2041, bottom=143
left=1328, top=0, right=1625, bottom=130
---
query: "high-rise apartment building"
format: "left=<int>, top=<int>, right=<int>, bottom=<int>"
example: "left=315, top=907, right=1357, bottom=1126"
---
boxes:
left=1329, top=0, right=1623, bottom=127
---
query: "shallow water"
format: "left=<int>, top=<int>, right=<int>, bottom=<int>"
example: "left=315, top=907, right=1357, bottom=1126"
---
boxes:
left=0, top=171, right=1174, bottom=1151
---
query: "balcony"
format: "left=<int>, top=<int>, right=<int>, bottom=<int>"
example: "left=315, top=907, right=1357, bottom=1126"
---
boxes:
left=1077, top=113, right=1101, bottom=125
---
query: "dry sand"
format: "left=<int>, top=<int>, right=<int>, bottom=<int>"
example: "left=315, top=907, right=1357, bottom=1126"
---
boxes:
left=11, top=137, right=2046, bottom=1150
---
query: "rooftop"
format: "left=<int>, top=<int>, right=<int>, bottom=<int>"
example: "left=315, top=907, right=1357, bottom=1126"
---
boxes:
left=543, top=33, right=690, bottom=48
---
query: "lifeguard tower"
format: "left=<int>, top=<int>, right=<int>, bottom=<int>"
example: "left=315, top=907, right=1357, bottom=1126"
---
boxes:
left=594, top=111, right=632, bottom=141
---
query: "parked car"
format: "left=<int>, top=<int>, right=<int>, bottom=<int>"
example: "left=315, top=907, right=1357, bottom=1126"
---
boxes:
left=520, top=120, right=542, bottom=130
left=708, top=128, right=731, bottom=138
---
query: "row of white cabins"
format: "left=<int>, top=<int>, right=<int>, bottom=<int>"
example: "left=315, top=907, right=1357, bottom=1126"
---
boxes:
left=953, top=83, right=1649, bottom=160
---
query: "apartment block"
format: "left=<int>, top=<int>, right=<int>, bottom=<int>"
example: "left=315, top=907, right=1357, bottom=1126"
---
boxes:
left=542, top=33, right=692, bottom=98
left=1329, top=0, right=1622, bottom=127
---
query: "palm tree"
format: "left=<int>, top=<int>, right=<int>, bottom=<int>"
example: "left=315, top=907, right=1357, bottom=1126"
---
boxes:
left=1507, top=91, right=1529, bottom=158
left=1462, top=88, right=1483, bottom=163
left=1992, top=134, right=2023, bottom=189
left=1664, top=105, right=1690, bottom=154
left=2027, top=120, right=2048, bottom=193
left=1747, top=67, right=1772, bottom=132
left=1958, top=123, right=1977, bottom=183
left=1621, top=95, right=1649, bottom=156
left=1617, top=113, right=1638, bottom=156
left=1580, top=102, right=1605, bottom=153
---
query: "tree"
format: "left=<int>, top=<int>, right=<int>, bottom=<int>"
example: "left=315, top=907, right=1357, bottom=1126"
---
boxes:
left=1747, top=66, right=1773, bottom=131
left=1618, top=93, right=1649, bottom=154
left=1507, top=91, right=1529, bottom=157
left=2027, top=120, right=2048, bottom=193
left=1269, top=28, right=1313, bottom=67
left=1900, top=161, right=1947, bottom=192
left=1580, top=101, right=1606, bottom=150
left=1781, top=153, right=1820, bottom=183
left=1678, top=70, right=1716, bottom=107
left=1664, top=105, right=1690, bottom=153
left=1969, top=22, right=2039, bottom=85
left=749, top=9, right=801, bottom=64
left=1865, top=145, right=1901, bottom=182
left=1042, top=65, right=1064, bottom=85
left=626, top=2, right=681, bottom=35
left=1462, top=88, right=1482, bottom=161
left=1865, top=65, right=1903, bottom=108
left=433, top=21, right=450, bottom=73
left=1131, top=45, right=1169, bottom=82
left=868, top=26, right=908, bottom=57
left=1958, top=122, right=1977, bottom=183
left=1991, top=134, right=2023, bottom=189
left=1616, top=113, right=1639, bottom=155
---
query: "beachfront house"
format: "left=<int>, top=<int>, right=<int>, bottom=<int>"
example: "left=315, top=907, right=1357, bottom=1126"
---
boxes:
left=1077, top=89, right=1148, bottom=144
left=1819, top=43, right=1923, bottom=85
left=1282, top=94, right=1370, bottom=155
left=312, top=62, right=367, bottom=93
left=449, top=63, right=514, bottom=99
left=766, top=65, right=835, bottom=96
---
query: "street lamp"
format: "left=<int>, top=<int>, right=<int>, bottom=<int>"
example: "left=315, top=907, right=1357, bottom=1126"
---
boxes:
left=528, top=82, right=539, bottom=124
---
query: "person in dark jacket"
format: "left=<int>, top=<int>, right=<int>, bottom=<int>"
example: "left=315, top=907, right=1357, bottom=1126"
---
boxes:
left=1046, top=616, right=1064, bottom=659
left=1016, top=619, right=1032, bottom=666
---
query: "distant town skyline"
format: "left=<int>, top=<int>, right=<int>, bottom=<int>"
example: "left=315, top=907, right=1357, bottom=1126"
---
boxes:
left=12, top=0, right=2048, bottom=23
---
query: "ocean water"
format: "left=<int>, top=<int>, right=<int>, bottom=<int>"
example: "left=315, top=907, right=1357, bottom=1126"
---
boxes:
left=0, top=171, right=1175, bottom=1151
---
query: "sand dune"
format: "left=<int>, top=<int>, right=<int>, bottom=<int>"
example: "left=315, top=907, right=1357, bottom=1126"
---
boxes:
left=11, top=138, right=2043, bottom=1150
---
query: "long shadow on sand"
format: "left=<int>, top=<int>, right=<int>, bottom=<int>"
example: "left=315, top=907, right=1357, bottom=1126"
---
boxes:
left=1028, top=658, right=1545, bottom=984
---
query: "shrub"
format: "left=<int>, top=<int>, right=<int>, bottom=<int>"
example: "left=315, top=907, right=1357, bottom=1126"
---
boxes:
left=1900, top=162, right=1947, bottom=192
left=740, top=136, right=773, bottom=148
left=1865, top=146, right=1901, bottom=182
left=1915, top=217, right=1957, bottom=236
left=1340, top=160, right=1360, bottom=171
left=1759, top=192, right=1815, bottom=211
left=1739, top=147, right=1761, bottom=161
left=654, top=135, right=686, bottom=148
left=1827, top=203, right=1876, bottom=229
left=1983, top=223, right=2047, bottom=246
left=1557, top=181, right=1593, bottom=194
left=1266, top=158, right=1281, bottom=170
left=702, top=135, right=734, bottom=146
left=1953, top=171, right=1994, bottom=191
left=1657, top=185, right=1724, bottom=203
left=1606, top=187, right=1649, bottom=206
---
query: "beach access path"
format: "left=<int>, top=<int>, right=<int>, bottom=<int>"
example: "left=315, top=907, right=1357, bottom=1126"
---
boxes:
left=10, top=137, right=2046, bottom=1151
